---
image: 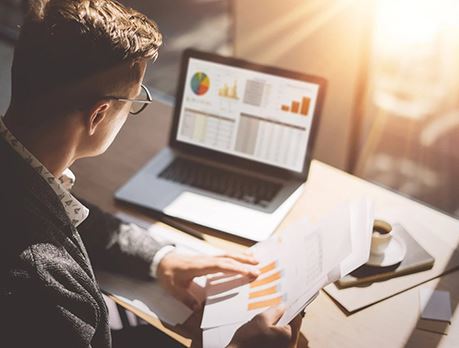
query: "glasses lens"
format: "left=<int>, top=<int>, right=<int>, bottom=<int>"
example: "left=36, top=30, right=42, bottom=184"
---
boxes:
left=129, top=87, right=150, bottom=114
left=139, top=85, right=149, bottom=100
left=130, top=102, right=145, bottom=114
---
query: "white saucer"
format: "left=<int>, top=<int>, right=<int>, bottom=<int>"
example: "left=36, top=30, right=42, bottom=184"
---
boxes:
left=367, top=234, right=407, bottom=267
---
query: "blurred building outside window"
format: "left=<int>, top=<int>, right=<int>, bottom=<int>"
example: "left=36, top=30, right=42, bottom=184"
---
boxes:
left=356, top=0, right=459, bottom=218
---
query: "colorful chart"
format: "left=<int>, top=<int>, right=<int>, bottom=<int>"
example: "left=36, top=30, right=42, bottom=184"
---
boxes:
left=281, top=96, right=311, bottom=116
left=218, top=80, right=239, bottom=99
left=191, top=72, right=210, bottom=96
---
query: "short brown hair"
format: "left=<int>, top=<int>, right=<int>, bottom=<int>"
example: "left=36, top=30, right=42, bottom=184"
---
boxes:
left=11, top=0, right=162, bottom=109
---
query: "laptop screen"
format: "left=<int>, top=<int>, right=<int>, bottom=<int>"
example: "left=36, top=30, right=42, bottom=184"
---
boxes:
left=176, top=57, right=321, bottom=173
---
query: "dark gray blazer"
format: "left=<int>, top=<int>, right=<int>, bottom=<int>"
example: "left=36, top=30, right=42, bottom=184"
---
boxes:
left=0, top=136, right=167, bottom=348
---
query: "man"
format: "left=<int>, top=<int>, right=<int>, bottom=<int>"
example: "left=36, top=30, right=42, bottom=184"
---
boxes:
left=0, top=1, right=302, bottom=347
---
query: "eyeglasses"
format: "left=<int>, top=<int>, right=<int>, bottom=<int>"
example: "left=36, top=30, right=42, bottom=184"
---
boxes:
left=106, top=84, right=153, bottom=115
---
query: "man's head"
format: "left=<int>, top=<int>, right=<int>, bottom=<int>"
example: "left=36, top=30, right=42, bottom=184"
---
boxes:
left=8, top=0, right=162, bottom=157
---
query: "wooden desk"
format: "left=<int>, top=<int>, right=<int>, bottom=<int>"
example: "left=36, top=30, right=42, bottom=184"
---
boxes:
left=72, top=98, right=459, bottom=348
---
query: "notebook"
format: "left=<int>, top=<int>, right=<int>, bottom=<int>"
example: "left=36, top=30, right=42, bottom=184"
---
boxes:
left=336, top=223, right=434, bottom=288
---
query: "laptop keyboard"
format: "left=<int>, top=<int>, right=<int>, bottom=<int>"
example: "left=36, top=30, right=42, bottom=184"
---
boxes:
left=158, top=158, right=281, bottom=207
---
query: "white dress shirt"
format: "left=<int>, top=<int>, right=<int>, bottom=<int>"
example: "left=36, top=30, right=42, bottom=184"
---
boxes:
left=0, top=117, right=89, bottom=226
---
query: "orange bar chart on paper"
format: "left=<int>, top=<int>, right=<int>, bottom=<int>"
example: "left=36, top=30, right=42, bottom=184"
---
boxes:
left=247, top=261, right=284, bottom=311
left=249, top=285, right=278, bottom=299
left=248, top=296, right=284, bottom=310
left=258, top=261, right=277, bottom=275
left=249, top=270, right=282, bottom=288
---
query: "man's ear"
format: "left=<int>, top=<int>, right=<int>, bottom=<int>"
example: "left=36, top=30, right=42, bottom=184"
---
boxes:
left=87, top=101, right=110, bottom=136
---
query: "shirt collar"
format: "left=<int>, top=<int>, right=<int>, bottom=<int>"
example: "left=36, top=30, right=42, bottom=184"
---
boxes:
left=0, top=116, right=89, bottom=227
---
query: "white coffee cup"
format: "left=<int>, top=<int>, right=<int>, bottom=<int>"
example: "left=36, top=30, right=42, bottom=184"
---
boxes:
left=370, top=220, right=393, bottom=255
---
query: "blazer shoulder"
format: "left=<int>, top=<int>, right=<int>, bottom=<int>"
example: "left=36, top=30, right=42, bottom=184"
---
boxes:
left=1, top=243, right=102, bottom=348
left=3, top=240, right=102, bottom=328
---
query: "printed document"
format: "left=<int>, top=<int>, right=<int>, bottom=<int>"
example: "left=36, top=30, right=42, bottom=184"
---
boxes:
left=201, top=198, right=374, bottom=347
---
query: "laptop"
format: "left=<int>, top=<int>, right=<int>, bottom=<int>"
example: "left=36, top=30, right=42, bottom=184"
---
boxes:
left=115, top=49, right=326, bottom=241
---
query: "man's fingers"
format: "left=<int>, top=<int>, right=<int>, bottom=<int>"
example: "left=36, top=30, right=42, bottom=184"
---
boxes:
left=289, top=313, right=303, bottom=332
left=259, top=305, right=286, bottom=325
left=272, top=325, right=293, bottom=345
left=219, top=252, right=259, bottom=265
left=190, top=258, right=260, bottom=279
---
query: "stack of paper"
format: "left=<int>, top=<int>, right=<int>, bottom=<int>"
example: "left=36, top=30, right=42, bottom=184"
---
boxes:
left=201, top=199, right=374, bottom=347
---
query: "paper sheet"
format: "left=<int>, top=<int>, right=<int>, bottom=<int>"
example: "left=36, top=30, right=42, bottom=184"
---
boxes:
left=334, top=199, right=374, bottom=280
left=202, top=199, right=374, bottom=346
left=203, top=322, right=241, bottom=348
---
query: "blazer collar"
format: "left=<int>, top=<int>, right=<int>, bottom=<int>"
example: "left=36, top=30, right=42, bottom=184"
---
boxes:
left=0, top=136, right=73, bottom=232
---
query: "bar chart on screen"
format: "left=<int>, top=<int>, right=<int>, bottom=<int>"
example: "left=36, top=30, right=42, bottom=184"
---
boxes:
left=281, top=96, right=311, bottom=116
left=218, top=80, right=239, bottom=100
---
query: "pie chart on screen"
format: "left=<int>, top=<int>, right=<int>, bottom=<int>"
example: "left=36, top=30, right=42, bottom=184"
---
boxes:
left=191, top=72, right=210, bottom=96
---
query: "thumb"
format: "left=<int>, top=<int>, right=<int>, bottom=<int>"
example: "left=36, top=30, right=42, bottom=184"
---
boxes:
left=259, top=305, right=285, bottom=325
left=288, top=314, right=303, bottom=347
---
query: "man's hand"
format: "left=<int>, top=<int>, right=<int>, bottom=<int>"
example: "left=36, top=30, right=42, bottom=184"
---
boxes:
left=157, top=251, right=260, bottom=310
left=228, top=306, right=303, bottom=348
